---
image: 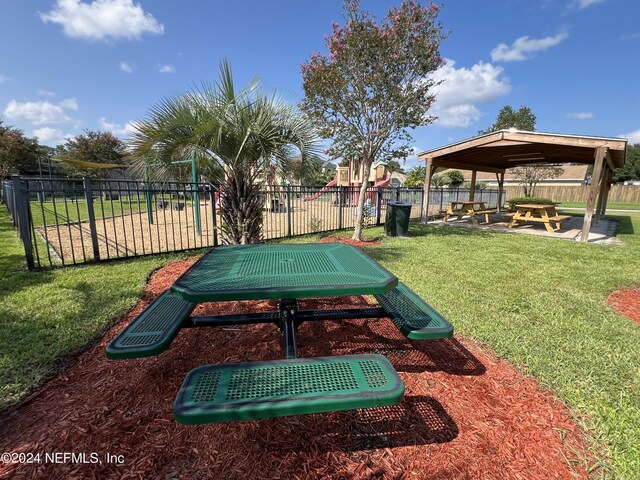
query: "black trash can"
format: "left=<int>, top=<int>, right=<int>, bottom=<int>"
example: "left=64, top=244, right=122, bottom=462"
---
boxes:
left=385, top=201, right=412, bottom=236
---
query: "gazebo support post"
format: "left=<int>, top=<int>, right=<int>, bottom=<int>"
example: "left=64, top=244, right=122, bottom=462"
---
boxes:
left=598, top=168, right=613, bottom=220
left=421, top=158, right=435, bottom=223
left=594, top=165, right=609, bottom=225
left=581, top=146, right=607, bottom=242
left=596, top=150, right=614, bottom=220
left=469, top=170, right=477, bottom=201
left=496, top=172, right=505, bottom=212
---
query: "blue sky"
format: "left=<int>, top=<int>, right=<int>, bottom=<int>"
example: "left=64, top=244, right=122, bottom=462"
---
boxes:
left=1, top=0, right=639, bottom=171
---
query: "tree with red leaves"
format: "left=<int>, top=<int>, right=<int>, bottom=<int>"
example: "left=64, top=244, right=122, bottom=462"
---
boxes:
left=301, top=0, right=445, bottom=239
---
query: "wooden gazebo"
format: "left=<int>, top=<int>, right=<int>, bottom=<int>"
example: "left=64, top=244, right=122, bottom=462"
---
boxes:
left=418, top=130, right=627, bottom=242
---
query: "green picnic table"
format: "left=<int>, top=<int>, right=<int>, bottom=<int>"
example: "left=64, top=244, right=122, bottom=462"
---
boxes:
left=106, top=243, right=454, bottom=424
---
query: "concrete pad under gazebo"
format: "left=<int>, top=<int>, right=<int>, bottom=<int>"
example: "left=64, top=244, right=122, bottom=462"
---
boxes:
left=430, top=212, right=620, bottom=244
left=418, top=130, right=628, bottom=242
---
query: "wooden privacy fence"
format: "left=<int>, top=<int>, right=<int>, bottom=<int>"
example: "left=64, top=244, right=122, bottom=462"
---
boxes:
left=504, top=185, right=640, bottom=204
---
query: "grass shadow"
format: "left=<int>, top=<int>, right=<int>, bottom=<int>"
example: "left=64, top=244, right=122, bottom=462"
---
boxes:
left=608, top=214, right=635, bottom=235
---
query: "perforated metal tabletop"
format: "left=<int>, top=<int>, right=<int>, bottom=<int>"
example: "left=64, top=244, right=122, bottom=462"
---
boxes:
left=171, top=243, right=398, bottom=302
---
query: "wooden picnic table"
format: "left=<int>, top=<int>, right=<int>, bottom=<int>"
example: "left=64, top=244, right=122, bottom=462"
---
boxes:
left=506, top=204, right=571, bottom=234
left=443, top=201, right=496, bottom=225
left=105, top=243, right=454, bottom=425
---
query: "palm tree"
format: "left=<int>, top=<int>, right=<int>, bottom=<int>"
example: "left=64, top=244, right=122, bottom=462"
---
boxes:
left=128, top=61, right=320, bottom=244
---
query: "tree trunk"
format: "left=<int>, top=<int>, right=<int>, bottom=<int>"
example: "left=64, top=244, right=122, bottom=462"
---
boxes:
left=219, top=174, right=264, bottom=244
left=352, top=158, right=373, bottom=241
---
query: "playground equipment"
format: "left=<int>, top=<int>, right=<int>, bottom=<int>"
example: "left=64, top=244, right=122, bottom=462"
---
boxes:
left=303, top=178, right=338, bottom=201
left=144, top=152, right=203, bottom=235
left=304, top=159, right=391, bottom=202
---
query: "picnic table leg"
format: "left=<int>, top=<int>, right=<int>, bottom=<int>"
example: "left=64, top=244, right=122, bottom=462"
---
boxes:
left=282, top=317, right=297, bottom=359
left=279, top=299, right=298, bottom=359
left=539, top=208, right=556, bottom=234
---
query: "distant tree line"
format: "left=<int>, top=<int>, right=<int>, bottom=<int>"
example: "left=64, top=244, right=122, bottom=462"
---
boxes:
left=614, top=144, right=640, bottom=183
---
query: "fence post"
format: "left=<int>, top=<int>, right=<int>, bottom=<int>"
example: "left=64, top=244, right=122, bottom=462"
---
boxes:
left=209, top=184, right=218, bottom=246
left=337, top=186, right=343, bottom=230
left=83, top=177, right=100, bottom=261
left=376, top=186, right=383, bottom=226
left=286, top=183, right=292, bottom=238
left=11, top=175, right=35, bottom=270
left=3, top=181, right=16, bottom=226
left=395, top=186, right=400, bottom=202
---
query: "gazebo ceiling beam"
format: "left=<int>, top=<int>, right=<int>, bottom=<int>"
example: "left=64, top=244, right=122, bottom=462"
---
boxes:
left=503, top=159, right=552, bottom=166
left=431, top=159, right=505, bottom=174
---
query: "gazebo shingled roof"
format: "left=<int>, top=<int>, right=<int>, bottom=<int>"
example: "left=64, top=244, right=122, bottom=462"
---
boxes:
left=418, top=130, right=628, bottom=242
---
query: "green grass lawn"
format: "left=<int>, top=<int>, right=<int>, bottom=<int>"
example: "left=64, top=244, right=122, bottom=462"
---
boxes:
left=1, top=208, right=639, bottom=478
left=558, top=200, right=640, bottom=210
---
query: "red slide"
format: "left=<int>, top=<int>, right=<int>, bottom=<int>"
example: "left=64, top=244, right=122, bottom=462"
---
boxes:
left=373, top=176, right=391, bottom=188
left=304, top=177, right=338, bottom=201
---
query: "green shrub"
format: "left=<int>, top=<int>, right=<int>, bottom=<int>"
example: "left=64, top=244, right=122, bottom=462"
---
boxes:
left=446, top=170, right=465, bottom=186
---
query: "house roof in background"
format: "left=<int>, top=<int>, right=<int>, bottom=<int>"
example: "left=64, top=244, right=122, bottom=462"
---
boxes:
left=390, top=172, right=406, bottom=182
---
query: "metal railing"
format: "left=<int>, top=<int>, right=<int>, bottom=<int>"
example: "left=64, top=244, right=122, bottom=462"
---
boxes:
left=4, top=176, right=217, bottom=269
left=3, top=176, right=502, bottom=269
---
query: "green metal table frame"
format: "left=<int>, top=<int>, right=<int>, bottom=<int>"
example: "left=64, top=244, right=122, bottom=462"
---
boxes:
left=173, top=243, right=398, bottom=359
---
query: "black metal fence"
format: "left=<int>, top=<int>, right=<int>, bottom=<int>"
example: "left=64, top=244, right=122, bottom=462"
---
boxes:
left=3, top=175, right=502, bottom=269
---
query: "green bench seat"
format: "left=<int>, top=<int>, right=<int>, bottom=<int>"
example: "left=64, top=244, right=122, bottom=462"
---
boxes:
left=173, top=354, right=404, bottom=424
left=106, top=290, right=196, bottom=360
left=374, top=282, right=454, bottom=340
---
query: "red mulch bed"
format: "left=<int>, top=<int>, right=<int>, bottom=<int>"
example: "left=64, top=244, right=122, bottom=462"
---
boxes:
left=607, top=287, right=640, bottom=324
left=0, top=259, right=596, bottom=479
left=320, top=236, right=382, bottom=247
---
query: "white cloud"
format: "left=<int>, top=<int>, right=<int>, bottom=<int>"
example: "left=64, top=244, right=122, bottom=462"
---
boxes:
left=620, top=129, right=640, bottom=145
left=32, top=127, right=61, bottom=141
left=566, top=112, right=594, bottom=119
left=32, top=127, right=73, bottom=146
left=59, top=98, right=79, bottom=110
left=40, top=0, right=164, bottom=41
left=99, top=117, right=136, bottom=136
left=119, top=61, right=133, bottom=73
left=491, top=32, right=569, bottom=62
left=428, top=59, right=511, bottom=128
left=37, top=89, right=56, bottom=96
left=156, top=64, right=175, bottom=73
left=575, top=0, right=607, bottom=9
left=4, top=98, right=79, bottom=126
left=0, top=74, right=11, bottom=83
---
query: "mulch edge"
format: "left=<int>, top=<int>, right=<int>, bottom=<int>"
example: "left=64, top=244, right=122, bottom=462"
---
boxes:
left=606, top=285, right=640, bottom=325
